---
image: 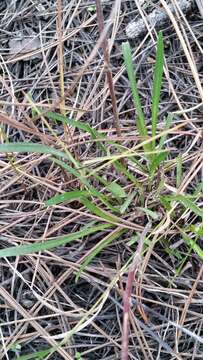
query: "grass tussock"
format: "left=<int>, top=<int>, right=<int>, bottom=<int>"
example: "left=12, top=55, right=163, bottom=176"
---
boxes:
left=0, top=0, right=202, bottom=359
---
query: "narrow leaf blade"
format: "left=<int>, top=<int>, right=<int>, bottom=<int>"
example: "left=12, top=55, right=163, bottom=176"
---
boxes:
left=107, top=182, right=127, bottom=198
left=122, top=41, right=148, bottom=139
left=80, top=197, right=119, bottom=223
left=0, top=224, right=110, bottom=258
left=46, top=190, right=90, bottom=206
left=151, top=31, right=164, bottom=150
left=76, top=227, right=125, bottom=281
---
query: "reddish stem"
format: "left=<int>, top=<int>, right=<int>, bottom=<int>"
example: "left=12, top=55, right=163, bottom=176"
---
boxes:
left=121, top=223, right=151, bottom=360
left=95, top=0, right=121, bottom=137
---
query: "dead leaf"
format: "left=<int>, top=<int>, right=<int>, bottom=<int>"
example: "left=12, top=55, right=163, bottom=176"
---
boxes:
left=9, top=33, right=42, bottom=60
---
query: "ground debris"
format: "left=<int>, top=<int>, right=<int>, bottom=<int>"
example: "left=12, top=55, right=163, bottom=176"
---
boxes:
left=8, top=31, right=42, bottom=60
left=126, top=0, right=194, bottom=39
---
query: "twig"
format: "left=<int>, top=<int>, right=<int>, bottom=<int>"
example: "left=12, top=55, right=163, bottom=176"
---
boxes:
left=176, top=262, right=203, bottom=344
left=126, top=0, right=194, bottom=39
left=95, top=0, right=122, bottom=137
left=56, top=0, right=65, bottom=114
left=121, top=222, right=151, bottom=360
left=56, top=0, right=77, bottom=159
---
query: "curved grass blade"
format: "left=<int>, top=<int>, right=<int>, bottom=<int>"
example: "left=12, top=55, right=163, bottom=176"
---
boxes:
left=80, top=197, right=119, bottom=223
left=136, top=207, right=160, bottom=220
left=120, top=190, right=136, bottom=214
left=50, top=157, right=119, bottom=213
left=46, top=113, right=145, bottom=193
left=14, top=348, right=51, bottom=360
left=122, top=41, right=147, bottom=139
left=0, top=223, right=110, bottom=258
left=46, top=111, right=106, bottom=152
left=107, top=182, right=126, bottom=198
left=169, top=194, right=203, bottom=218
left=150, top=150, right=169, bottom=173
left=151, top=31, right=164, bottom=150
left=76, top=227, right=126, bottom=281
left=46, top=190, right=90, bottom=206
left=114, top=159, right=143, bottom=191
left=0, top=143, right=72, bottom=162
left=182, top=232, right=203, bottom=260
left=158, top=113, right=173, bottom=149
left=0, top=143, right=118, bottom=212
left=46, top=111, right=98, bottom=138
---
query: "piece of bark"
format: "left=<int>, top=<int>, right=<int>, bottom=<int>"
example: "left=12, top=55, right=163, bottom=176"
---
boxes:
left=126, top=0, right=194, bottom=39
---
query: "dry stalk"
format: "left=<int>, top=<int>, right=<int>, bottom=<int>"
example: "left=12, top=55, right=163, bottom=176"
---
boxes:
left=121, top=222, right=151, bottom=360
left=176, top=253, right=203, bottom=344
left=95, top=0, right=122, bottom=137
left=56, top=0, right=65, bottom=114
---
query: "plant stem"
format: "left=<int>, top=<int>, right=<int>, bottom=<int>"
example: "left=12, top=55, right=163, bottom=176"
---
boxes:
left=95, top=0, right=122, bottom=137
left=121, top=222, right=151, bottom=360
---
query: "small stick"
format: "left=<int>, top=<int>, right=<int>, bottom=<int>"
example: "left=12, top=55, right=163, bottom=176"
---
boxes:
left=176, top=262, right=203, bottom=343
left=56, top=0, right=65, bottom=114
left=126, top=0, right=194, bottom=39
left=56, top=0, right=78, bottom=159
left=121, top=222, right=151, bottom=360
left=95, top=0, right=122, bottom=137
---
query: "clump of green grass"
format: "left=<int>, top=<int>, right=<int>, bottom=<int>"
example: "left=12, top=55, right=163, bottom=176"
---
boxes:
left=122, top=32, right=172, bottom=175
left=0, top=31, right=202, bottom=268
left=0, top=29, right=203, bottom=360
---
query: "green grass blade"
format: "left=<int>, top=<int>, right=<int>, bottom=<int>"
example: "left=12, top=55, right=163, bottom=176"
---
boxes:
left=50, top=158, right=118, bottom=213
left=47, top=113, right=144, bottom=194
left=120, top=190, right=136, bottom=214
left=46, top=190, right=90, bottom=206
left=176, top=155, right=182, bottom=188
left=0, top=143, right=72, bottom=163
left=0, top=223, right=110, bottom=258
left=46, top=111, right=106, bottom=152
left=122, top=42, right=148, bottom=139
left=89, top=173, right=127, bottom=203
left=182, top=233, right=203, bottom=260
left=193, top=181, right=203, bottom=196
left=0, top=143, right=117, bottom=212
left=149, top=112, right=173, bottom=173
left=47, top=111, right=99, bottom=141
left=76, top=227, right=126, bottom=281
left=175, top=195, right=203, bottom=218
left=14, top=349, right=51, bottom=360
left=151, top=31, right=164, bottom=150
left=80, top=197, right=119, bottom=223
left=136, top=207, right=160, bottom=220
left=107, top=182, right=127, bottom=198
left=165, top=194, right=203, bottom=218
left=76, top=352, right=84, bottom=360
left=191, top=224, right=203, bottom=237
left=150, top=150, right=169, bottom=174
left=50, top=156, right=88, bottom=183
left=114, top=160, right=143, bottom=191
left=158, top=113, right=173, bottom=149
